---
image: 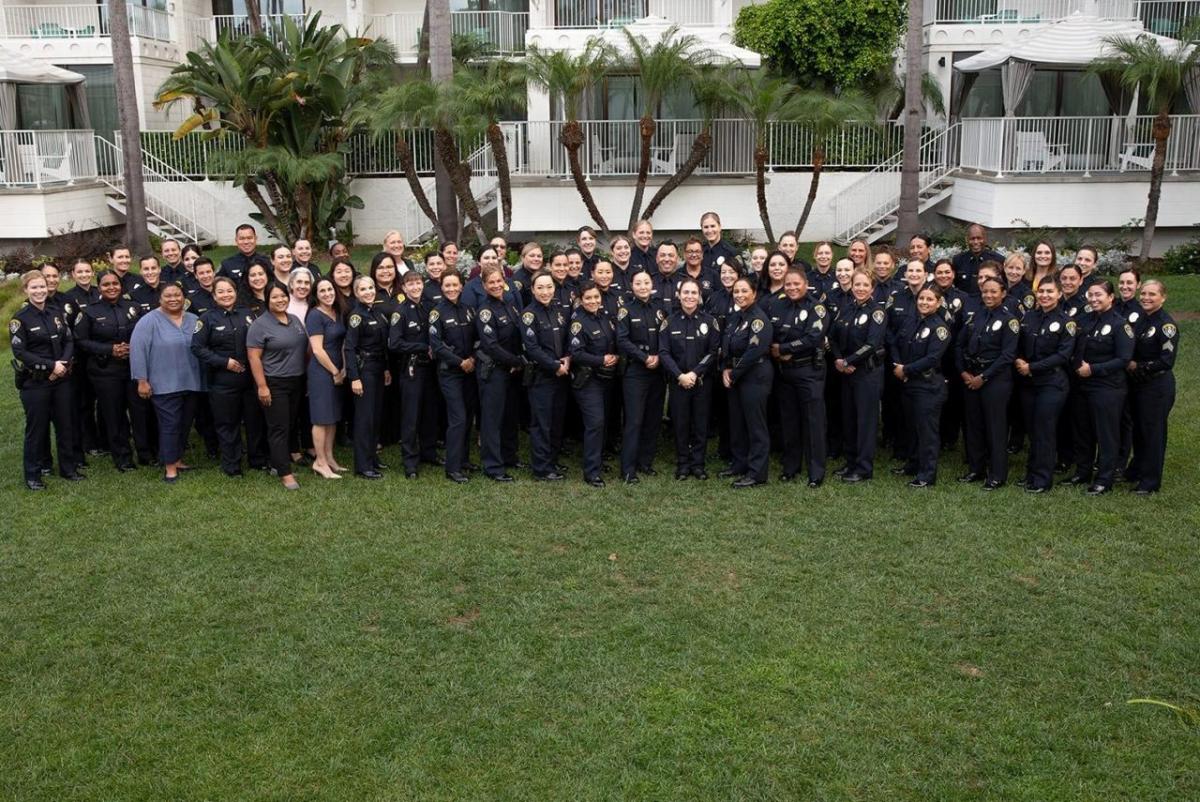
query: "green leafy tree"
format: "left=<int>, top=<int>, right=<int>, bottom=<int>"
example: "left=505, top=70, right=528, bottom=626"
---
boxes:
left=733, top=0, right=905, bottom=91
left=1092, top=24, right=1200, bottom=263
left=526, top=40, right=616, bottom=239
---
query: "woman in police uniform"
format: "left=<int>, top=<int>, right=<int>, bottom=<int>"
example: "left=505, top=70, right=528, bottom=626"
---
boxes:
left=345, top=275, right=391, bottom=480
left=429, top=271, right=478, bottom=484
left=721, top=276, right=773, bottom=487
left=771, top=268, right=827, bottom=487
left=522, top=272, right=570, bottom=481
left=568, top=282, right=618, bottom=487
left=11, top=270, right=82, bottom=489
left=893, top=285, right=951, bottom=487
left=388, top=270, right=438, bottom=478
left=956, top=276, right=1018, bottom=490
left=617, top=269, right=666, bottom=483
left=475, top=264, right=524, bottom=482
left=1068, top=279, right=1134, bottom=495
left=661, top=277, right=720, bottom=480
left=830, top=270, right=886, bottom=483
left=1126, top=279, right=1178, bottom=494
left=1014, top=276, right=1075, bottom=494
left=74, top=270, right=140, bottom=472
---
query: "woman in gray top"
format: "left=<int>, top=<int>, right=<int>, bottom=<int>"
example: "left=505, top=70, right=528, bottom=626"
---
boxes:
left=247, top=283, right=310, bottom=490
left=130, top=282, right=203, bottom=483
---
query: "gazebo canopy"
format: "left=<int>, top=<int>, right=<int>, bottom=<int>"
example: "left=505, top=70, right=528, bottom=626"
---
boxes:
left=528, top=15, right=762, bottom=67
left=0, top=46, right=90, bottom=129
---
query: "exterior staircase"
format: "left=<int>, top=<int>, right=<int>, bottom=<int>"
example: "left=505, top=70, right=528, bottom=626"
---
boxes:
left=95, top=135, right=219, bottom=246
left=831, top=123, right=961, bottom=245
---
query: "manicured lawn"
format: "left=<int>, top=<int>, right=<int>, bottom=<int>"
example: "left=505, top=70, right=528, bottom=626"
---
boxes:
left=1, top=277, right=1197, bottom=800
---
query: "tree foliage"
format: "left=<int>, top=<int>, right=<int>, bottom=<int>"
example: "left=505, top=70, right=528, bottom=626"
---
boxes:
left=733, top=0, right=905, bottom=91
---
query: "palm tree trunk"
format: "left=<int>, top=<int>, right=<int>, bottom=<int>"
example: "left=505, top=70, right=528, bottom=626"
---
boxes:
left=794, top=142, right=825, bottom=238
left=417, top=1, right=431, bottom=73
left=398, top=136, right=439, bottom=229
left=754, top=145, right=774, bottom=244
left=1139, top=110, right=1172, bottom=264
left=434, top=127, right=487, bottom=246
left=486, top=121, right=513, bottom=239
left=107, top=0, right=150, bottom=254
left=629, top=115, right=655, bottom=229
left=243, top=179, right=284, bottom=237
left=894, top=0, right=925, bottom=245
left=561, top=120, right=610, bottom=238
left=428, top=0, right=458, bottom=244
left=244, top=0, right=264, bottom=34
left=263, top=171, right=297, bottom=241
left=642, top=128, right=711, bottom=220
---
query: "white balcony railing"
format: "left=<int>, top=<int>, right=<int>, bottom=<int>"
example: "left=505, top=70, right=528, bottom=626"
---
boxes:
left=0, top=4, right=170, bottom=41
left=959, top=115, right=1200, bottom=175
left=0, top=129, right=98, bottom=188
left=552, top=0, right=718, bottom=27
left=926, top=0, right=1198, bottom=32
left=365, top=10, right=528, bottom=58
left=1137, top=0, right=1200, bottom=35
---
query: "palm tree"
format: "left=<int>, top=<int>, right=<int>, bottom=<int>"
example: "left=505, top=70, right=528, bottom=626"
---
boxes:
left=790, top=90, right=877, bottom=238
left=525, top=40, right=615, bottom=238
left=728, top=72, right=799, bottom=244
left=107, top=0, right=150, bottom=254
left=428, top=0, right=458, bottom=243
left=894, top=0, right=926, bottom=247
left=450, top=60, right=526, bottom=239
left=870, top=64, right=946, bottom=121
left=620, top=25, right=704, bottom=229
left=1092, top=24, right=1200, bottom=263
left=363, top=81, right=441, bottom=232
left=641, top=66, right=736, bottom=220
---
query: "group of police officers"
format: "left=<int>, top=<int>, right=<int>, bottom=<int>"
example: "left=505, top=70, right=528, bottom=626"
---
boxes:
left=9, top=214, right=1179, bottom=494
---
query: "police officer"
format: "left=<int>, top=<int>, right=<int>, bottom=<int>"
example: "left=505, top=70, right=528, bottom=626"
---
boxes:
left=429, top=272, right=478, bottom=484
left=700, top=211, right=738, bottom=272
left=651, top=242, right=683, bottom=312
left=1055, top=263, right=1088, bottom=471
left=1068, top=279, right=1134, bottom=495
left=884, top=259, right=927, bottom=465
left=63, top=258, right=103, bottom=460
left=660, top=277, right=720, bottom=480
left=1126, top=279, right=1177, bottom=495
left=568, top=283, right=618, bottom=487
left=521, top=272, right=570, bottom=481
left=952, top=224, right=1005, bottom=295
left=388, top=270, right=439, bottom=478
left=475, top=264, right=524, bottom=482
left=721, top=276, right=773, bottom=488
left=617, top=269, right=666, bottom=483
left=186, top=257, right=218, bottom=317
left=1014, top=276, right=1076, bottom=494
left=829, top=270, right=886, bottom=483
left=345, top=275, right=391, bottom=479
left=771, top=268, right=828, bottom=487
left=706, top=257, right=742, bottom=466
left=74, top=270, right=141, bottom=472
left=956, top=276, right=1018, bottom=490
left=893, top=285, right=952, bottom=487
left=933, top=259, right=969, bottom=450
left=10, top=270, right=82, bottom=489
left=190, top=276, right=263, bottom=477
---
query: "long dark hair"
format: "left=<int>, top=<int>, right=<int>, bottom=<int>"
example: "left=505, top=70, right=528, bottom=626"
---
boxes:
left=312, top=276, right=348, bottom=319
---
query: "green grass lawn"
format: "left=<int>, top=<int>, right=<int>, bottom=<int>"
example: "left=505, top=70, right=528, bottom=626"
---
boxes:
left=1, top=278, right=1198, bottom=800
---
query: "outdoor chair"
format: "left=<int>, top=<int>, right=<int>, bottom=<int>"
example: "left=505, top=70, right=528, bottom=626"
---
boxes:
left=1119, top=142, right=1154, bottom=171
left=1015, top=131, right=1067, bottom=172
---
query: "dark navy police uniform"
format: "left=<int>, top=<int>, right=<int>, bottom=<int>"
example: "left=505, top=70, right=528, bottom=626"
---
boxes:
left=722, top=304, right=773, bottom=484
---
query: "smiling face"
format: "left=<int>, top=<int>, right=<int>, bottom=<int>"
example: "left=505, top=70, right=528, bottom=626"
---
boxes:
left=441, top=273, right=462, bottom=303
left=783, top=271, right=806, bottom=301
left=236, top=227, right=258, bottom=255
left=1059, top=268, right=1081, bottom=295
left=441, top=243, right=459, bottom=266
left=1086, top=283, right=1112, bottom=313
left=1034, top=242, right=1054, bottom=269
left=484, top=271, right=505, bottom=299
left=917, top=288, right=940, bottom=316
left=272, top=248, right=292, bottom=272
left=611, top=239, right=630, bottom=265
left=71, top=261, right=94, bottom=288
left=1074, top=249, right=1096, bottom=275
left=266, top=285, right=289, bottom=314
left=24, top=274, right=48, bottom=305
left=141, top=260, right=161, bottom=287
left=98, top=272, right=122, bottom=302
left=532, top=274, right=555, bottom=306
left=1036, top=280, right=1061, bottom=311
left=700, top=214, right=721, bottom=245
left=851, top=273, right=873, bottom=302
left=633, top=222, right=653, bottom=249
left=247, top=264, right=269, bottom=292
left=353, top=277, right=375, bottom=306
left=778, top=234, right=798, bottom=261
left=111, top=248, right=132, bottom=275
left=549, top=255, right=569, bottom=282
left=1117, top=271, right=1138, bottom=301
left=749, top=247, right=768, bottom=273
left=732, top=278, right=755, bottom=310
left=293, top=239, right=313, bottom=263
left=684, top=241, right=703, bottom=271
left=402, top=273, right=424, bottom=303
left=848, top=241, right=867, bottom=266
left=480, top=249, right=500, bottom=270
left=195, top=263, right=215, bottom=289
left=678, top=281, right=701, bottom=314
left=290, top=271, right=311, bottom=301
left=656, top=245, right=678, bottom=275
left=315, top=280, right=336, bottom=309
left=767, top=255, right=789, bottom=285
left=374, top=258, right=396, bottom=288
left=1139, top=282, right=1165, bottom=314
left=332, top=263, right=354, bottom=290
left=873, top=253, right=894, bottom=282
left=980, top=281, right=1004, bottom=309
left=909, top=237, right=930, bottom=264
left=214, top=280, right=238, bottom=310
left=384, top=232, right=404, bottom=258
left=425, top=255, right=445, bottom=280
left=160, top=284, right=186, bottom=314
left=631, top=271, right=652, bottom=301
left=835, top=259, right=855, bottom=289
left=580, top=287, right=601, bottom=314
left=577, top=229, right=596, bottom=255
left=814, top=243, right=833, bottom=270
left=1004, top=259, right=1027, bottom=286
left=592, top=261, right=613, bottom=289
left=523, top=247, right=543, bottom=271
left=905, top=261, right=926, bottom=289
left=40, top=266, right=60, bottom=294
left=967, top=225, right=986, bottom=254
left=933, top=262, right=954, bottom=289
left=161, top=240, right=181, bottom=265
left=567, top=252, right=583, bottom=278
left=720, top=262, right=738, bottom=289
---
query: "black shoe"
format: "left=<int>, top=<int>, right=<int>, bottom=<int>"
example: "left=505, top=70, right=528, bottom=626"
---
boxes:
left=534, top=471, right=565, bottom=481
left=982, top=479, right=1004, bottom=491
left=907, top=479, right=931, bottom=489
left=731, top=477, right=765, bottom=488
left=25, top=479, right=46, bottom=491
left=116, top=463, right=138, bottom=473
left=675, top=471, right=690, bottom=480
left=1025, top=485, right=1048, bottom=494
left=356, top=470, right=384, bottom=480
left=717, top=469, right=742, bottom=479
left=585, top=476, right=605, bottom=488
left=162, top=473, right=178, bottom=484
left=691, top=469, right=708, bottom=480
left=841, top=473, right=867, bottom=483
left=224, top=469, right=244, bottom=478
left=486, top=473, right=515, bottom=483
left=639, top=467, right=657, bottom=476
left=780, top=472, right=796, bottom=482
left=61, top=472, right=86, bottom=481
left=446, top=472, right=469, bottom=484
left=405, top=471, right=418, bottom=479
left=958, top=472, right=982, bottom=483
left=807, top=479, right=823, bottom=488
left=1062, top=474, right=1088, bottom=486
left=1086, top=484, right=1110, bottom=496
left=623, top=474, right=639, bottom=484
left=833, top=465, right=850, bottom=478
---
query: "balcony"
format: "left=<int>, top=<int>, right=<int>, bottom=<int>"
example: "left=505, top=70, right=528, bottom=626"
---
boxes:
left=0, top=4, right=171, bottom=42
left=0, top=129, right=98, bottom=188
left=364, top=10, right=529, bottom=59
left=925, top=0, right=1198, bottom=35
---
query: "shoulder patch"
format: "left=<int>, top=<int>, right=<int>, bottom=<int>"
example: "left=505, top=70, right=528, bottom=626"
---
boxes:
left=1065, top=321, right=1076, bottom=336
left=1123, top=323, right=1133, bottom=338
left=1163, top=323, right=1177, bottom=338
left=936, top=326, right=948, bottom=341
left=871, top=309, right=885, bottom=324
left=522, top=311, right=535, bottom=325
left=390, top=312, right=401, bottom=326
left=193, top=319, right=204, bottom=334
left=428, top=309, right=440, bottom=323
left=815, top=304, right=826, bottom=319
left=479, top=308, right=492, bottom=323
left=8, top=320, right=19, bottom=334
left=570, top=321, right=582, bottom=334
left=618, top=307, right=628, bottom=320
left=349, top=314, right=362, bottom=328
left=751, top=318, right=764, bottom=333
left=1008, top=317, right=1019, bottom=333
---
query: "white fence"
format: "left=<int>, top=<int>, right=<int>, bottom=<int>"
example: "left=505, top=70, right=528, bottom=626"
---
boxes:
left=925, top=0, right=1198, bottom=32
left=551, top=0, right=720, bottom=26
left=364, top=10, right=528, bottom=58
left=0, top=4, right=170, bottom=40
left=0, top=129, right=97, bottom=187
left=959, top=115, right=1200, bottom=175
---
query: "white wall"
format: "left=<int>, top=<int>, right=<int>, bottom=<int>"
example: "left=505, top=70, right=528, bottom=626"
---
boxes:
left=0, top=184, right=121, bottom=239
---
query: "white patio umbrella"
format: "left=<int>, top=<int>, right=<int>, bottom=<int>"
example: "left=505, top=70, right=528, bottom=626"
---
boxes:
left=0, top=46, right=90, bottom=129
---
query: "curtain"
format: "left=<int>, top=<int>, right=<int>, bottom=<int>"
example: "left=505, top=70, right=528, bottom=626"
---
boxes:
left=949, top=71, right=978, bottom=119
left=0, top=83, right=17, bottom=129
left=1185, top=66, right=1200, bottom=116
left=1098, top=72, right=1132, bottom=116
left=66, top=83, right=92, bottom=129
left=1000, top=60, right=1035, bottom=117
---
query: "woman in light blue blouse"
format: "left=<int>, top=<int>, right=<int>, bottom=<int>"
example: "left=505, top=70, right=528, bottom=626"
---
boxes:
left=130, top=282, right=204, bottom=483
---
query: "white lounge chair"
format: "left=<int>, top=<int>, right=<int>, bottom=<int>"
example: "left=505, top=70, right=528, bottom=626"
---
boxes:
left=1119, top=142, right=1154, bottom=172
left=589, top=134, right=617, bottom=175
left=650, top=133, right=688, bottom=174
left=1015, top=131, right=1067, bottom=173
left=38, top=142, right=74, bottom=184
